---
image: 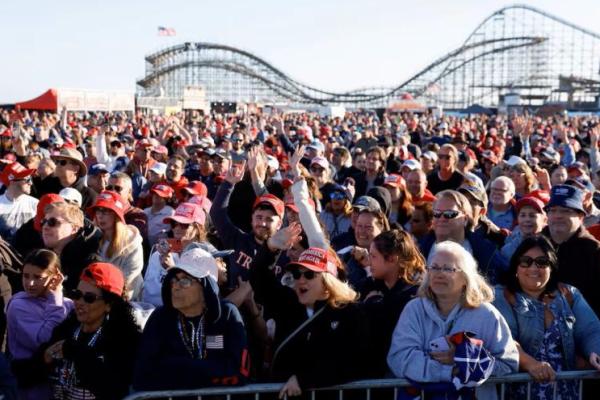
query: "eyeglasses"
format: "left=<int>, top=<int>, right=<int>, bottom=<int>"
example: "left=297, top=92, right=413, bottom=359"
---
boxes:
left=438, top=154, right=452, bottom=160
left=518, top=255, right=552, bottom=269
left=13, top=177, right=32, bottom=184
left=106, top=185, right=124, bottom=193
left=432, top=210, right=461, bottom=219
left=171, top=276, right=195, bottom=288
left=41, top=217, right=67, bottom=228
left=427, top=265, right=459, bottom=274
left=291, top=270, right=317, bottom=280
left=170, top=221, right=191, bottom=229
left=70, top=289, right=103, bottom=304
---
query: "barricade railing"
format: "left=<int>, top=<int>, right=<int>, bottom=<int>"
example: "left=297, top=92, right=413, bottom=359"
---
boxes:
left=123, top=370, right=600, bottom=400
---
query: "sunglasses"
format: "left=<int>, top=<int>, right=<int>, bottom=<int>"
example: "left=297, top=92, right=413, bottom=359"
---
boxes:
left=433, top=210, right=461, bottom=219
left=438, top=154, right=452, bottom=160
left=13, top=177, right=32, bottom=183
left=330, top=192, right=346, bottom=201
left=106, top=185, right=124, bottom=193
left=170, top=221, right=191, bottom=229
left=41, top=217, right=67, bottom=227
left=171, top=276, right=195, bottom=288
left=56, top=160, right=71, bottom=167
left=291, top=270, right=317, bottom=280
left=518, top=255, right=552, bottom=269
left=70, top=289, right=103, bottom=304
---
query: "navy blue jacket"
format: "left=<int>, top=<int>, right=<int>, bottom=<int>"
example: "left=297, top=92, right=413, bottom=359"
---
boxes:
left=133, top=271, right=249, bottom=390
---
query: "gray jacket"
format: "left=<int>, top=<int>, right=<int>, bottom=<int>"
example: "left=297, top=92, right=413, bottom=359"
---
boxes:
left=387, top=297, right=519, bottom=399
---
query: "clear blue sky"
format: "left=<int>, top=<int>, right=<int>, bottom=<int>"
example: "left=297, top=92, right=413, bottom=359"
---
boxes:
left=2, top=0, right=599, bottom=102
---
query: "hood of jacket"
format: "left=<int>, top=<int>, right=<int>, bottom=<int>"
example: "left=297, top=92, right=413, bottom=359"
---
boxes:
left=160, top=268, right=222, bottom=323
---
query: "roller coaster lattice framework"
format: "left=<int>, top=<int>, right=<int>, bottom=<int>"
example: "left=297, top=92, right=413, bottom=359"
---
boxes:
left=136, top=4, right=600, bottom=109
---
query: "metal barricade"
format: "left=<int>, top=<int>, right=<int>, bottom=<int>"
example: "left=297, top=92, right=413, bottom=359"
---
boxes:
left=123, top=370, right=600, bottom=400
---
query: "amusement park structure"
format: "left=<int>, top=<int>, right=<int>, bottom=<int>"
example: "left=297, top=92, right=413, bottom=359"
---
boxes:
left=136, top=4, right=600, bottom=109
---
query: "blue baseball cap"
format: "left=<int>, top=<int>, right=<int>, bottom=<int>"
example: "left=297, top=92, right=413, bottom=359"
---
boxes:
left=88, top=163, right=110, bottom=176
left=545, top=184, right=586, bottom=214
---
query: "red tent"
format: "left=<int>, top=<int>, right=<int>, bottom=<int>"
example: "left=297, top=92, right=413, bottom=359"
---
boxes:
left=15, top=89, right=58, bottom=111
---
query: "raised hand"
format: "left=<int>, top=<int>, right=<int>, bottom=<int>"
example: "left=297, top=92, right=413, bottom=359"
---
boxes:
left=267, top=222, right=303, bottom=251
left=225, top=160, right=246, bottom=185
left=289, top=145, right=306, bottom=178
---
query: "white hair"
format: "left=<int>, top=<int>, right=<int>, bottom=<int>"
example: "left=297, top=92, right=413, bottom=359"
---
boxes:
left=491, top=176, right=516, bottom=197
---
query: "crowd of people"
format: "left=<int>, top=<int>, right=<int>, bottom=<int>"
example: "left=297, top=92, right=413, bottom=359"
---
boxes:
left=0, top=106, right=599, bottom=399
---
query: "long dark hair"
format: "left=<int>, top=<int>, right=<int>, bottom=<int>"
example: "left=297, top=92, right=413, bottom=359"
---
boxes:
left=100, top=290, right=140, bottom=335
left=504, top=235, right=559, bottom=296
left=372, top=229, right=425, bottom=285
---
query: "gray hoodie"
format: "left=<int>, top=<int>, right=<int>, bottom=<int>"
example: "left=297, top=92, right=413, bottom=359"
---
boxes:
left=387, top=297, right=518, bottom=399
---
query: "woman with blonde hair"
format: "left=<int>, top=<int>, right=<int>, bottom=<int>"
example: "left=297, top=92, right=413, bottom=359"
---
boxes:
left=88, top=190, right=144, bottom=300
left=248, top=224, right=370, bottom=398
left=388, top=240, right=518, bottom=399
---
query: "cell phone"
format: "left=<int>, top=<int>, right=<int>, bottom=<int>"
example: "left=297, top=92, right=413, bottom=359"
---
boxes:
left=429, top=336, right=450, bottom=352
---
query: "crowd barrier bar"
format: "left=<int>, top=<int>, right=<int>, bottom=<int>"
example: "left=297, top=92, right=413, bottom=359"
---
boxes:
left=123, top=370, right=600, bottom=400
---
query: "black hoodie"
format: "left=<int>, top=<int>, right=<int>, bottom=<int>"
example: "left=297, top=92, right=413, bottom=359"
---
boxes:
left=60, top=219, right=102, bottom=293
left=133, top=269, right=249, bottom=391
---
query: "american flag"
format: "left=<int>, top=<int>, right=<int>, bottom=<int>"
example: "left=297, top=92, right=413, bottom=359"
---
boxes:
left=158, top=26, right=176, bottom=36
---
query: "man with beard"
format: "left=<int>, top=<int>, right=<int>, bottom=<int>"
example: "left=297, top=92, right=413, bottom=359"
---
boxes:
left=0, top=162, right=38, bottom=242
left=166, top=155, right=190, bottom=203
left=210, top=161, right=284, bottom=287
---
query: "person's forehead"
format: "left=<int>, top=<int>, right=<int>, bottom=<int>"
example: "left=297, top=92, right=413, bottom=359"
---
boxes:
left=434, top=197, right=460, bottom=209
left=77, top=279, right=101, bottom=294
left=492, top=181, right=510, bottom=189
left=253, top=208, right=277, bottom=218
left=519, top=205, right=541, bottom=214
left=168, top=159, right=184, bottom=167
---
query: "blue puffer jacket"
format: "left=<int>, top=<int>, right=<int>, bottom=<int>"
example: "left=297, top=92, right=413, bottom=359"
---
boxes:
left=133, top=270, right=249, bottom=391
left=418, top=230, right=508, bottom=284
left=492, top=284, right=600, bottom=370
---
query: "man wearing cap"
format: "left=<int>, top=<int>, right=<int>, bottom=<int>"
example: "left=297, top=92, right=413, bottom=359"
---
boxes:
left=420, top=151, right=438, bottom=175
left=330, top=195, right=380, bottom=251
left=309, top=156, right=338, bottom=208
left=565, top=177, right=600, bottom=227
left=400, top=159, right=421, bottom=180
left=143, top=184, right=175, bottom=246
left=211, top=163, right=284, bottom=286
left=0, top=162, right=38, bottom=242
left=542, top=184, right=600, bottom=315
left=38, top=148, right=97, bottom=210
left=125, top=138, right=157, bottom=182
left=459, top=180, right=507, bottom=247
left=86, top=163, right=110, bottom=195
left=427, top=144, right=465, bottom=195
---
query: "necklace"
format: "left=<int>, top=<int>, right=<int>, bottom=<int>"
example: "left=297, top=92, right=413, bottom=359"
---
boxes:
left=177, top=314, right=205, bottom=359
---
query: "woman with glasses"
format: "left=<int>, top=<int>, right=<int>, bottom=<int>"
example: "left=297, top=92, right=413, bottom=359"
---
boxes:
left=387, top=241, right=518, bottom=399
left=7, top=249, right=72, bottom=400
left=361, top=229, right=425, bottom=377
left=249, top=233, right=371, bottom=398
left=418, top=190, right=508, bottom=284
left=142, top=202, right=208, bottom=306
left=133, top=252, right=249, bottom=391
left=41, top=263, right=141, bottom=399
left=41, top=202, right=102, bottom=293
left=320, top=184, right=352, bottom=241
left=88, top=191, right=144, bottom=300
left=493, top=236, right=600, bottom=399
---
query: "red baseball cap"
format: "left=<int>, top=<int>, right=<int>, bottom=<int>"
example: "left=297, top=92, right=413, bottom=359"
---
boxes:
left=135, top=138, right=154, bottom=149
left=480, top=150, right=498, bottom=164
left=0, top=162, right=35, bottom=186
left=150, top=184, right=174, bottom=199
left=253, top=194, right=285, bottom=218
left=80, top=262, right=124, bottom=297
left=182, top=181, right=208, bottom=197
left=153, top=145, right=169, bottom=155
left=287, top=247, right=338, bottom=277
left=164, top=202, right=206, bottom=226
left=87, top=190, right=127, bottom=223
left=515, top=196, right=545, bottom=214
left=383, top=173, right=405, bottom=189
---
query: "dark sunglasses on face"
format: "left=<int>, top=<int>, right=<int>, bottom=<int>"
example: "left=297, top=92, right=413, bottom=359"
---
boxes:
left=170, top=221, right=190, bottom=229
left=70, top=289, right=102, bottom=304
left=518, top=255, right=552, bottom=269
left=291, top=270, right=317, bottom=280
left=56, top=160, right=71, bottom=167
left=106, top=185, right=123, bottom=193
left=41, top=217, right=66, bottom=227
left=433, top=210, right=461, bottom=220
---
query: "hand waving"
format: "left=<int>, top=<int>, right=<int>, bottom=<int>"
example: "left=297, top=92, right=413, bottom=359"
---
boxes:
left=225, top=160, right=246, bottom=185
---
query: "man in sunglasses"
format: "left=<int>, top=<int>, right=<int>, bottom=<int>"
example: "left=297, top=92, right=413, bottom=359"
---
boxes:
left=37, top=148, right=97, bottom=210
left=542, top=184, right=600, bottom=316
left=426, top=144, right=465, bottom=195
left=0, top=162, right=38, bottom=243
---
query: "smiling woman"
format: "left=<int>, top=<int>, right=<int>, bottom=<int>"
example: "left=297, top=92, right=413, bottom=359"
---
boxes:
left=493, top=235, right=600, bottom=399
